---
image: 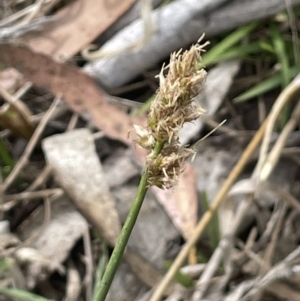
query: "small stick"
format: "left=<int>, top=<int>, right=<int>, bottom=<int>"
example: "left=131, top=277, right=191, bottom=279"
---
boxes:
left=1, top=188, right=62, bottom=203
left=0, top=96, right=61, bottom=194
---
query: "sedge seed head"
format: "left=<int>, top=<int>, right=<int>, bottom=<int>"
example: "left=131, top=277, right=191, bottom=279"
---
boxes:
left=134, top=36, right=208, bottom=188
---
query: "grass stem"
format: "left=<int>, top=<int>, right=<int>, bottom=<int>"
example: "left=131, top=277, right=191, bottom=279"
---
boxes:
left=94, top=141, right=164, bottom=301
left=94, top=172, right=148, bottom=301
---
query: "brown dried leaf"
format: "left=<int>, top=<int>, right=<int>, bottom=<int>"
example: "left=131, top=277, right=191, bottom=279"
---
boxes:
left=152, top=163, right=198, bottom=240
left=25, top=0, right=137, bottom=61
left=0, top=44, right=132, bottom=144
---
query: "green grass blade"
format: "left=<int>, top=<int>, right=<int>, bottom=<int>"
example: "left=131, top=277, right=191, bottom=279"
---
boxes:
left=92, top=243, right=108, bottom=301
left=0, top=137, right=14, bottom=179
left=201, top=22, right=258, bottom=66
left=270, top=22, right=290, bottom=87
left=259, top=41, right=275, bottom=54
left=270, top=21, right=291, bottom=127
left=201, top=192, right=220, bottom=250
left=164, top=261, right=194, bottom=288
left=201, top=42, right=262, bottom=66
left=0, top=137, right=14, bottom=167
left=0, top=257, right=12, bottom=275
left=0, top=288, right=53, bottom=301
left=234, top=66, right=300, bottom=103
left=131, top=94, right=155, bottom=117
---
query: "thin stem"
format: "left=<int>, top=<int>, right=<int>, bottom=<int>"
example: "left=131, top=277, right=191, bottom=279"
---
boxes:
left=152, top=140, right=165, bottom=156
left=94, top=141, right=164, bottom=301
left=95, top=170, right=148, bottom=301
left=94, top=172, right=148, bottom=301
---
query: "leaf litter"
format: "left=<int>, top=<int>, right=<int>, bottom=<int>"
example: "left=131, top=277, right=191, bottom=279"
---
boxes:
left=0, top=44, right=133, bottom=144
left=0, top=1, right=300, bottom=301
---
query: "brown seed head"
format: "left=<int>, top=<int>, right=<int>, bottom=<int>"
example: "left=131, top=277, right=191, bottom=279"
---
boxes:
left=134, top=37, right=208, bottom=188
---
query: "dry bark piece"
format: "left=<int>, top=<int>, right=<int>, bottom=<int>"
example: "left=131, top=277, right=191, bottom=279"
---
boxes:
left=42, top=129, right=121, bottom=246
left=24, top=0, right=137, bottom=61
left=0, top=44, right=132, bottom=144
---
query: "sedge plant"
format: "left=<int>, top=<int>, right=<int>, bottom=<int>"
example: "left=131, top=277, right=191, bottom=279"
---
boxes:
left=94, top=36, right=208, bottom=301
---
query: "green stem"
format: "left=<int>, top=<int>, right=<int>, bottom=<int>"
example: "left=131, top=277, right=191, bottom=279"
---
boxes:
left=0, top=137, right=14, bottom=168
left=95, top=173, right=147, bottom=301
left=94, top=142, right=164, bottom=301
left=94, top=172, right=147, bottom=300
left=94, top=141, right=164, bottom=301
left=152, top=141, right=164, bottom=156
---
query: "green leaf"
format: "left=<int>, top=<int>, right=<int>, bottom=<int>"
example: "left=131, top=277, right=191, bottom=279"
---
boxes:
left=0, top=257, right=12, bottom=275
left=270, top=22, right=289, bottom=88
left=234, top=66, right=300, bottom=103
left=259, top=41, right=275, bottom=54
left=0, top=137, right=14, bottom=179
left=132, top=94, right=155, bottom=116
left=164, top=260, right=194, bottom=288
left=201, top=22, right=258, bottom=66
left=270, top=21, right=291, bottom=127
left=201, top=42, right=262, bottom=66
left=201, top=192, right=220, bottom=250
